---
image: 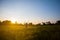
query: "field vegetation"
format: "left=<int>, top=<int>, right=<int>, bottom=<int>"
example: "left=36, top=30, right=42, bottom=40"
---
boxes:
left=0, top=20, right=60, bottom=40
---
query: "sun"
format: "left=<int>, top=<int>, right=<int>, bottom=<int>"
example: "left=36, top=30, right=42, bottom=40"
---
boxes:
left=10, top=18, right=16, bottom=23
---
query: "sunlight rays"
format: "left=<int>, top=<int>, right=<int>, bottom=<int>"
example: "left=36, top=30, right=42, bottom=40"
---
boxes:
left=10, top=18, right=17, bottom=23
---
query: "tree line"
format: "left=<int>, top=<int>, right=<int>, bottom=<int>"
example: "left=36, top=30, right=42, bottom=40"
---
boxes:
left=0, top=20, right=60, bottom=26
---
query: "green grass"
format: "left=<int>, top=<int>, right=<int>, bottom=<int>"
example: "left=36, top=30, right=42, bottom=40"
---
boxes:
left=0, top=25, right=60, bottom=40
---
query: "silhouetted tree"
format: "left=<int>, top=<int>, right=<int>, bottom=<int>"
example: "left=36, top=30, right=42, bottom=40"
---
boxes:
left=28, top=23, right=33, bottom=26
left=55, top=20, right=60, bottom=25
left=36, top=23, right=41, bottom=26
left=24, top=23, right=28, bottom=28
left=42, top=22, right=46, bottom=25
left=2, top=20, right=11, bottom=25
left=46, top=21, right=52, bottom=25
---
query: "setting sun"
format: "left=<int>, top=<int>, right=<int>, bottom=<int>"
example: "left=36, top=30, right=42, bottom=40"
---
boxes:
left=10, top=18, right=16, bottom=23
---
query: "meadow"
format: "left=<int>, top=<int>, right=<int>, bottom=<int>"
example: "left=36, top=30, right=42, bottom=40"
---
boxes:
left=0, top=21, right=60, bottom=40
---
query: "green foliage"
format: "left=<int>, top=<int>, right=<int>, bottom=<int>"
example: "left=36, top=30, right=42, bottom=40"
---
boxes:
left=0, top=20, right=60, bottom=40
left=0, top=25, right=60, bottom=40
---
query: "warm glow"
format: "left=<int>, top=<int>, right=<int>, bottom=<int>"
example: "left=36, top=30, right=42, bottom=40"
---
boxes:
left=10, top=18, right=16, bottom=23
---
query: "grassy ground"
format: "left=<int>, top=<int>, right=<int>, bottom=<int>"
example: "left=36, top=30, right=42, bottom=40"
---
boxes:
left=0, top=25, right=60, bottom=40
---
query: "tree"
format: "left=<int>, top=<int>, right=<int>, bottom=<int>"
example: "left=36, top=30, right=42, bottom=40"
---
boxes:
left=28, top=23, right=33, bottom=26
left=2, top=20, right=11, bottom=25
left=36, top=23, right=41, bottom=26
left=55, top=20, right=60, bottom=25
left=46, top=21, right=52, bottom=25
left=42, top=22, right=46, bottom=25
left=24, top=23, right=28, bottom=28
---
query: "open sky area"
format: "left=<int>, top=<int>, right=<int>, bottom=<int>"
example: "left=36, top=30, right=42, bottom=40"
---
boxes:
left=0, top=0, right=60, bottom=24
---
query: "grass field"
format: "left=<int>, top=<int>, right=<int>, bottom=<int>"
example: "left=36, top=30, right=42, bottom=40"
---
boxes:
left=0, top=25, right=60, bottom=40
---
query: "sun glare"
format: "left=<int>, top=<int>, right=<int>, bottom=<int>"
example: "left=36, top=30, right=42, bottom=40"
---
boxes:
left=10, top=18, right=16, bottom=23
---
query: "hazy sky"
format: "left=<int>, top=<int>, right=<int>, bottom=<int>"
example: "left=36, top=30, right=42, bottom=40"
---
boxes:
left=0, top=0, right=60, bottom=24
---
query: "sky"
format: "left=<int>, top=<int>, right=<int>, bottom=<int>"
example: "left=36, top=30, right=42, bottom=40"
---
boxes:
left=0, top=0, right=60, bottom=24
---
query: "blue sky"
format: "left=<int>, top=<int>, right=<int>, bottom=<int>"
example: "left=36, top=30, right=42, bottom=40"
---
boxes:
left=0, top=0, right=60, bottom=24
